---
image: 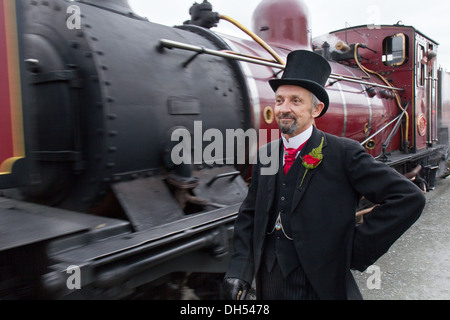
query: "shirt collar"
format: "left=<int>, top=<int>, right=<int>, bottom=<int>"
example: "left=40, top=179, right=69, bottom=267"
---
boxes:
left=282, top=125, right=313, bottom=150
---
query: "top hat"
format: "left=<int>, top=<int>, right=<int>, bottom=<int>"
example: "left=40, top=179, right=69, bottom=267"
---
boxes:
left=269, top=50, right=331, bottom=118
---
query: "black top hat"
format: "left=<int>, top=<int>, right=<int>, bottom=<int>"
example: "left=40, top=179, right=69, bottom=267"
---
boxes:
left=269, top=50, right=332, bottom=118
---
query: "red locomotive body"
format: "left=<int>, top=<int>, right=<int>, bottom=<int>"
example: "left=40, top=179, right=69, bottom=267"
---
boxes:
left=328, top=25, right=441, bottom=154
left=222, top=33, right=402, bottom=158
left=219, top=0, right=449, bottom=173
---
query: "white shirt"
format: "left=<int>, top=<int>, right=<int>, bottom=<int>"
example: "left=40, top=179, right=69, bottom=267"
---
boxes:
left=281, top=125, right=313, bottom=165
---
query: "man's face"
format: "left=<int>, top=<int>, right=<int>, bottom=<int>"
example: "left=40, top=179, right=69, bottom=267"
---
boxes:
left=274, top=85, right=324, bottom=140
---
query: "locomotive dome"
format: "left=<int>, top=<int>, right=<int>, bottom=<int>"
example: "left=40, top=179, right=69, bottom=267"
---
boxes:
left=251, top=0, right=312, bottom=50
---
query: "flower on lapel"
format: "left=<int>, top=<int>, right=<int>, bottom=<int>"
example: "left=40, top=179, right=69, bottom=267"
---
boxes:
left=299, top=137, right=324, bottom=188
left=303, top=154, right=322, bottom=169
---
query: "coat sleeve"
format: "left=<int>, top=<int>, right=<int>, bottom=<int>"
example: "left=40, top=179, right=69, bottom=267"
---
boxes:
left=224, top=161, right=259, bottom=284
left=343, top=140, right=426, bottom=272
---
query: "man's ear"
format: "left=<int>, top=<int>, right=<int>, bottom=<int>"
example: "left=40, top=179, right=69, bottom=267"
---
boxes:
left=312, top=102, right=325, bottom=119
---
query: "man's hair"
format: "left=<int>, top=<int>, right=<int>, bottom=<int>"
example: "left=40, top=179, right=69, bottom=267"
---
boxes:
left=311, top=92, right=321, bottom=109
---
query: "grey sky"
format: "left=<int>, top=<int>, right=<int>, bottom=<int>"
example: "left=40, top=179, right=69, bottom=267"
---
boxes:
left=128, top=0, right=450, bottom=69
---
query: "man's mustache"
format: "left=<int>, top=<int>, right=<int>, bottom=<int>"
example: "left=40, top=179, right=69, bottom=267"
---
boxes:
left=277, top=113, right=297, bottom=120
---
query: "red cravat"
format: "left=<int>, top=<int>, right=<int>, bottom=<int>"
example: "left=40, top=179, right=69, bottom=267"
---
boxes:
left=283, top=141, right=307, bottom=175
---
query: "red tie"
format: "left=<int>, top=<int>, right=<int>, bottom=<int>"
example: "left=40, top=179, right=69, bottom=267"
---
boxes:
left=283, top=141, right=307, bottom=175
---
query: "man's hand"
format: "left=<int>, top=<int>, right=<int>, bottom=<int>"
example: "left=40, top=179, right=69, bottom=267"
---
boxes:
left=223, top=278, right=250, bottom=300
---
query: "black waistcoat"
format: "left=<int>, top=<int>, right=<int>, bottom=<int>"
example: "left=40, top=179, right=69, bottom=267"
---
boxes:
left=263, top=155, right=302, bottom=277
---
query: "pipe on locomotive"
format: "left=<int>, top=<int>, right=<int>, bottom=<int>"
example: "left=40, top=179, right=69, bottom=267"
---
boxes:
left=158, top=39, right=284, bottom=69
left=182, top=1, right=406, bottom=95
left=165, top=0, right=410, bottom=158
left=353, top=43, right=410, bottom=145
left=218, top=13, right=405, bottom=93
left=218, top=14, right=285, bottom=65
left=159, top=39, right=405, bottom=93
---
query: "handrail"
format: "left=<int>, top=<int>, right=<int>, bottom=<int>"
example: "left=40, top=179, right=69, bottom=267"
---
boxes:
left=159, top=39, right=283, bottom=69
left=158, top=39, right=405, bottom=92
left=360, top=113, right=404, bottom=147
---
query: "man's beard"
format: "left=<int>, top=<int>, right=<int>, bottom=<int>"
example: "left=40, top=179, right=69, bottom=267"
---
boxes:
left=277, top=113, right=298, bottom=135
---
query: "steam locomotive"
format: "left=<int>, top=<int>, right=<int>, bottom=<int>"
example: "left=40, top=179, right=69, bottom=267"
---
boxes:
left=0, top=0, right=448, bottom=299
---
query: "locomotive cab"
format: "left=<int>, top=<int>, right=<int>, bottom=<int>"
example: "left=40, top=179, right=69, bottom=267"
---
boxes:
left=313, top=24, right=449, bottom=188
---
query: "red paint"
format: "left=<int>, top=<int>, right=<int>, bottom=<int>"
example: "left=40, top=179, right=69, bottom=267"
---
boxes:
left=329, top=25, right=439, bottom=151
left=223, top=32, right=399, bottom=157
left=251, top=0, right=312, bottom=50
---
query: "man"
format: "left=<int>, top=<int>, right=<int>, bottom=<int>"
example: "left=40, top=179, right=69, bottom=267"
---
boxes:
left=223, top=50, right=426, bottom=300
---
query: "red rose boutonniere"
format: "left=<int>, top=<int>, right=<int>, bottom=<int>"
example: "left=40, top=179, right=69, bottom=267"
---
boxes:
left=299, top=137, right=324, bottom=188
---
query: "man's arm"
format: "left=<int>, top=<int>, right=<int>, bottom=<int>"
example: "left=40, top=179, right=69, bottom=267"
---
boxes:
left=344, top=140, right=426, bottom=271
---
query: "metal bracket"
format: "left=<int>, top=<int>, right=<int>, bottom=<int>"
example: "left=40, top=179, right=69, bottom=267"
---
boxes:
left=29, top=70, right=81, bottom=88
left=206, top=171, right=240, bottom=187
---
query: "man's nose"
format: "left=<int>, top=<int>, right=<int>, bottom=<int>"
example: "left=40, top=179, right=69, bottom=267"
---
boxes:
left=278, top=101, right=292, bottom=113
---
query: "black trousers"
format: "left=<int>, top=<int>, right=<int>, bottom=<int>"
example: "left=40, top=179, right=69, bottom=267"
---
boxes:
left=258, top=260, right=320, bottom=300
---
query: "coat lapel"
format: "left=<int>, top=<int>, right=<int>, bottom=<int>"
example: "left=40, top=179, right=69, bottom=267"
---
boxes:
left=290, top=127, right=327, bottom=213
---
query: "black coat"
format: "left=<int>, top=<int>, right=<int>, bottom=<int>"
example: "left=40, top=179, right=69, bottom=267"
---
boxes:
left=225, top=126, right=426, bottom=300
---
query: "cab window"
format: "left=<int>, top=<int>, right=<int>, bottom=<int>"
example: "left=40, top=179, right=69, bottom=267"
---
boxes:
left=417, top=44, right=425, bottom=86
left=382, top=33, right=408, bottom=66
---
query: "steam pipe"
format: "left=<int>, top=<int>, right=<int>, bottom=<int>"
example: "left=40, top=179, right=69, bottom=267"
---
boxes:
left=159, top=39, right=405, bottom=92
left=159, top=39, right=283, bottom=69
left=219, top=14, right=285, bottom=65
